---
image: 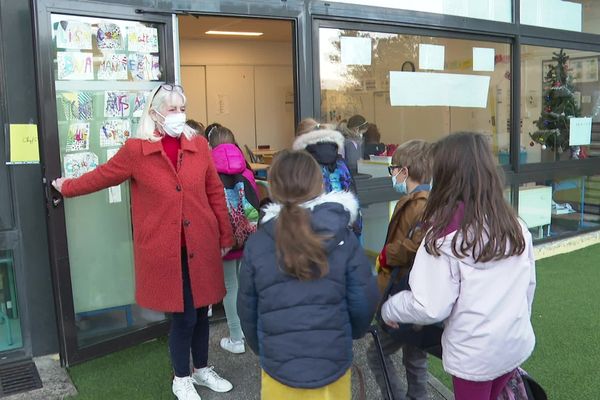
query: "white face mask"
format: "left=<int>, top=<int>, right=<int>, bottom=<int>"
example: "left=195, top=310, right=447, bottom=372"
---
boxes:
left=156, top=111, right=186, bottom=138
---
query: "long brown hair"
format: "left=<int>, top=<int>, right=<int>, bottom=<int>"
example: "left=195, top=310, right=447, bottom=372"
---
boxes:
left=268, top=150, right=328, bottom=280
left=423, top=132, right=525, bottom=262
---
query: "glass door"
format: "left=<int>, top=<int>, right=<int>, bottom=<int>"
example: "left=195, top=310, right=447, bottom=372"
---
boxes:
left=34, top=1, right=174, bottom=365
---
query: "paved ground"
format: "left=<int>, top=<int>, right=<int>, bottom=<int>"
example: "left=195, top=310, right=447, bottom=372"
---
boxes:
left=193, top=321, right=452, bottom=400
left=8, top=320, right=453, bottom=399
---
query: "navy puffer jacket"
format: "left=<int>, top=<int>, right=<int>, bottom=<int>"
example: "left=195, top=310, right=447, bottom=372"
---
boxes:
left=238, top=191, right=378, bottom=388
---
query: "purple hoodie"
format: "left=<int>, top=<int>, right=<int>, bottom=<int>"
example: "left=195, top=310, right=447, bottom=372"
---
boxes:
left=211, top=143, right=258, bottom=260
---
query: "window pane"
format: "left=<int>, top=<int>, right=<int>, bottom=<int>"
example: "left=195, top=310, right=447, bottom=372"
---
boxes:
left=521, top=45, right=600, bottom=163
left=330, top=0, right=511, bottom=23
left=518, top=175, right=600, bottom=241
left=320, top=28, right=511, bottom=176
left=51, top=13, right=167, bottom=348
left=521, top=0, right=600, bottom=34
left=0, top=251, right=23, bottom=351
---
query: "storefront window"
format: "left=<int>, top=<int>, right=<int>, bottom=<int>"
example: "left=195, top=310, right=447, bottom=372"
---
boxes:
left=518, top=175, right=600, bottom=240
left=0, top=251, right=23, bottom=352
left=51, top=14, right=166, bottom=347
left=521, top=0, right=600, bottom=35
left=330, top=0, right=511, bottom=23
left=319, top=28, right=511, bottom=175
left=521, top=45, right=600, bottom=163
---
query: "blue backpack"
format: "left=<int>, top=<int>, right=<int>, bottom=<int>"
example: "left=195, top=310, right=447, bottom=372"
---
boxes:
left=321, top=159, right=354, bottom=193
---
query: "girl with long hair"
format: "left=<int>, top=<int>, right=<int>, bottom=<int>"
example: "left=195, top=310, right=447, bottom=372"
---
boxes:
left=237, top=150, right=378, bottom=399
left=382, top=132, right=536, bottom=400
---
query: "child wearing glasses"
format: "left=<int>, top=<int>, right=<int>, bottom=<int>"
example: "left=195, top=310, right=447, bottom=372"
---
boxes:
left=367, top=139, right=433, bottom=400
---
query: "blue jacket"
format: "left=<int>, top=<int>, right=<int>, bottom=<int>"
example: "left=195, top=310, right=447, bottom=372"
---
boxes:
left=238, top=191, right=379, bottom=388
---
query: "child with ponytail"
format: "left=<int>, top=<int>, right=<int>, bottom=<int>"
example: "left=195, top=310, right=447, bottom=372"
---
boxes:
left=237, top=150, right=378, bottom=400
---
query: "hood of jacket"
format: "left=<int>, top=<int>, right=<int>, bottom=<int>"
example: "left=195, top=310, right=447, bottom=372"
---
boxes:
left=293, top=129, right=345, bottom=153
left=211, top=143, right=247, bottom=175
left=261, top=191, right=359, bottom=250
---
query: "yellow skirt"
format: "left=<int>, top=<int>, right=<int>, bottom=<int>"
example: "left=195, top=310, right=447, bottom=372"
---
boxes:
left=261, top=369, right=351, bottom=400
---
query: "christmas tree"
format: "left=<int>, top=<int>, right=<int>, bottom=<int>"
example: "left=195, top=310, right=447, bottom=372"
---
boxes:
left=530, top=49, right=580, bottom=155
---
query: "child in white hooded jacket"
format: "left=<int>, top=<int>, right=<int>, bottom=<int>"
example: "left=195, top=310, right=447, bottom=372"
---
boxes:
left=382, top=132, right=536, bottom=400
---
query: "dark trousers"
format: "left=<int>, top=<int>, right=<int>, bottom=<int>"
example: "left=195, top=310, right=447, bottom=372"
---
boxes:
left=169, top=250, right=209, bottom=377
left=367, top=328, right=429, bottom=400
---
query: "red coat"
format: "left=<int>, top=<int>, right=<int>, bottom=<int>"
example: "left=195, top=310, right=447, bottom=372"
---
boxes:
left=62, top=135, right=234, bottom=312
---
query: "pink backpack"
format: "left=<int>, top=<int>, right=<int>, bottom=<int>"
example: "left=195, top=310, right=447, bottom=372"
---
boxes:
left=498, top=368, right=547, bottom=400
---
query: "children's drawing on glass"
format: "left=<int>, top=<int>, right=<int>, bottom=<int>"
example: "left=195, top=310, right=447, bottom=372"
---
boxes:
left=104, top=91, right=130, bottom=118
left=63, top=152, right=98, bottom=178
left=130, top=53, right=161, bottom=81
left=65, top=122, right=90, bottom=152
left=96, top=23, right=123, bottom=50
left=100, top=119, right=131, bottom=147
left=57, top=52, right=94, bottom=80
left=55, top=20, right=92, bottom=50
left=97, top=54, right=128, bottom=80
left=132, top=92, right=150, bottom=118
left=127, top=26, right=159, bottom=53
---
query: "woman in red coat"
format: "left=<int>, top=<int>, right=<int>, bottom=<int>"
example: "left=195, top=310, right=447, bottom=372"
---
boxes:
left=53, top=84, right=234, bottom=400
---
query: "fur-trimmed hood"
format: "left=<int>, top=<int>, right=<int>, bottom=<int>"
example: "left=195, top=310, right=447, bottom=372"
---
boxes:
left=261, top=191, right=359, bottom=225
left=292, top=129, right=345, bottom=152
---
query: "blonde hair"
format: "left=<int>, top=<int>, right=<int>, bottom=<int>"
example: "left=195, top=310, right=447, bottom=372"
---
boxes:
left=391, top=140, right=432, bottom=183
left=135, top=84, right=196, bottom=142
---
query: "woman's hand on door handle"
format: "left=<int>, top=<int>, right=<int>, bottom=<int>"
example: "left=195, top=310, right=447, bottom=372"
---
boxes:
left=52, top=177, right=67, bottom=193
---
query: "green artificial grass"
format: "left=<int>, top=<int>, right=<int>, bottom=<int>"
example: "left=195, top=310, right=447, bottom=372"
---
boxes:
left=427, top=243, right=600, bottom=400
left=67, top=244, right=600, bottom=399
left=67, top=337, right=173, bottom=400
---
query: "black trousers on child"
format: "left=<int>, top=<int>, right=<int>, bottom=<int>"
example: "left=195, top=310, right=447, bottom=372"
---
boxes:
left=169, top=249, right=209, bottom=377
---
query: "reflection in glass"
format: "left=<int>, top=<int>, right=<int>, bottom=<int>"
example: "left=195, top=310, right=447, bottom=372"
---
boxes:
left=329, top=0, right=512, bottom=23
left=320, top=28, right=511, bottom=175
left=521, top=0, right=600, bottom=35
left=518, top=175, right=600, bottom=241
left=521, top=45, right=600, bottom=163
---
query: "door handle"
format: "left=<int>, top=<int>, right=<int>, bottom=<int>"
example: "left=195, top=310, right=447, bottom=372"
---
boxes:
left=43, top=177, right=63, bottom=210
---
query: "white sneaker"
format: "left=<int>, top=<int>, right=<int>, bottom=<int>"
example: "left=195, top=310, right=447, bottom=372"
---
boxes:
left=192, top=366, right=233, bottom=393
left=172, top=376, right=201, bottom=400
left=220, top=337, right=245, bottom=354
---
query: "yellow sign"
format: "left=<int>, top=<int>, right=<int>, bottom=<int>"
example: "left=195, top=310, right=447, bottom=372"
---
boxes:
left=9, top=124, right=40, bottom=164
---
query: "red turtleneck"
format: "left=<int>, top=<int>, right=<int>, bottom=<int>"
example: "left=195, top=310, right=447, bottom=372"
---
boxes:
left=161, top=134, right=186, bottom=247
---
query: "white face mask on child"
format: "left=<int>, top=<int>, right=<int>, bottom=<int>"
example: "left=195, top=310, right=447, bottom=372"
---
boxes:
left=156, top=111, right=187, bottom=138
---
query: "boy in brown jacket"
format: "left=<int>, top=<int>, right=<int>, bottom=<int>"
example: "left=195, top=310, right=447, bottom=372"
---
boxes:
left=368, top=139, right=432, bottom=400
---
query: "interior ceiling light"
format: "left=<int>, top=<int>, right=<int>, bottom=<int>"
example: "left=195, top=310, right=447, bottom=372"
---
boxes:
left=205, top=30, right=264, bottom=36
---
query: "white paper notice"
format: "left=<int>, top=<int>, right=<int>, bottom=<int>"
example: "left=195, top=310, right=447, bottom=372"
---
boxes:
left=106, top=148, right=122, bottom=203
left=569, top=117, right=592, bottom=146
left=217, top=95, right=230, bottom=115
left=340, top=36, right=372, bottom=66
left=389, top=71, right=490, bottom=108
left=419, top=44, right=445, bottom=70
left=473, top=47, right=495, bottom=72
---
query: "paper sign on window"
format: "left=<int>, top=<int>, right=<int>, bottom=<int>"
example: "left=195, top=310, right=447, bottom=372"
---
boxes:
left=8, top=124, right=40, bottom=164
left=340, top=36, right=372, bottom=66
left=569, top=117, right=592, bottom=146
left=389, top=71, right=490, bottom=108
left=473, top=47, right=495, bottom=72
left=418, top=44, right=445, bottom=70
